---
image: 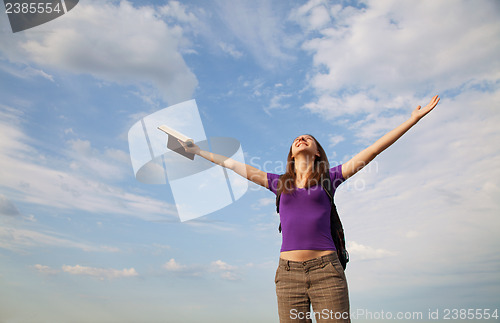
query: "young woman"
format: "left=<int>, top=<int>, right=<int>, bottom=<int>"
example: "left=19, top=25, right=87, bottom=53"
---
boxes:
left=180, top=95, right=440, bottom=322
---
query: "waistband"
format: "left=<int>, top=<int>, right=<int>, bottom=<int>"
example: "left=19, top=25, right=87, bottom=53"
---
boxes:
left=278, top=253, right=337, bottom=271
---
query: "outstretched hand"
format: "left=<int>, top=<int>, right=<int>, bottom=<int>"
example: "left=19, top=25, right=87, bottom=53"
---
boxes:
left=411, top=95, right=440, bottom=121
left=178, top=139, right=200, bottom=155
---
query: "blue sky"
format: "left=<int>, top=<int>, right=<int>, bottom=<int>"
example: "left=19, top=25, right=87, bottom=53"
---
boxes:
left=1, top=0, right=499, bottom=322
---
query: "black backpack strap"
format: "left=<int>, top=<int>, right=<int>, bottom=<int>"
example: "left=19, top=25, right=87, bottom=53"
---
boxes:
left=276, top=175, right=282, bottom=233
left=321, top=173, right=349, bottom=269
left=276, top=194, right=282, bottom=233
left=321, top=173, right=334, bottom=205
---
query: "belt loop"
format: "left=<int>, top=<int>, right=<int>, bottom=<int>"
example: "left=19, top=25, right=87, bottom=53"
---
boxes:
left=321, top=254, right=329, bottom=266
left=285, top=260, right=290, bottom=271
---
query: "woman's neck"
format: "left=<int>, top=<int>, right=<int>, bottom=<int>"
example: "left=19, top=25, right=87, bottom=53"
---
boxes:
left=294, top=155, right=314, bottom=187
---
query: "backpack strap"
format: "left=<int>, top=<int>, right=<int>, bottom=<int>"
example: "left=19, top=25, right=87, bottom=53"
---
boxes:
left=321, top=172, right=334, bottom=205
left=276, top=175, right=283, bottom=233
left=322, top=173, right=349, bottom=269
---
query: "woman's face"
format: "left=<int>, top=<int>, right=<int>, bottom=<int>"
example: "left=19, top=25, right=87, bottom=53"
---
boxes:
left=291, top=134, right=319, bottom=159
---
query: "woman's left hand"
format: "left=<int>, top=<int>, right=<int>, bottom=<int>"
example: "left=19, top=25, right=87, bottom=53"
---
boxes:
left=178, top=139, right=200, bottom=155
left=411, top=95, right=440, bottom=121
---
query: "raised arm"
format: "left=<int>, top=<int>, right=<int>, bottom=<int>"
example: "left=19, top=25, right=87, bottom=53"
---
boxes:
left=178, top=140, right=268, bottom=188
left=342, top=95, right=440, bottom=180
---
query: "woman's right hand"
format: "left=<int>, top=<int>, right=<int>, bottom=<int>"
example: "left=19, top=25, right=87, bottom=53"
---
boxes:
left=177, top=139, right=268, bottom=188
left=178, top=139, right=201, bottom=155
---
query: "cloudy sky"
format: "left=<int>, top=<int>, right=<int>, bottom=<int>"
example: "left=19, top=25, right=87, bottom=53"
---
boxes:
left=1, top=0, right=499, bottom=322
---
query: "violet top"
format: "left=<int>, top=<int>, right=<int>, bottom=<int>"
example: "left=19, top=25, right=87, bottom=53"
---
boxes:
left=267, top=165, right=345, bottom=252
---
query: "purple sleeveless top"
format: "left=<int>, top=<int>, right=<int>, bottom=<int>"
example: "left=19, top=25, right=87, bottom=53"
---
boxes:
left=267, top=165, right=345, bottom=252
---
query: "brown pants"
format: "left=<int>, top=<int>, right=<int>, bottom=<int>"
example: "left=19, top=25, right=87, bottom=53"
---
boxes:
left=275, top=253, right=350, bottom=323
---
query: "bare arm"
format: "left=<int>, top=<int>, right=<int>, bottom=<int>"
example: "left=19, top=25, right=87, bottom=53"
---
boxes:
left=179, top=141, right=268, bottom=188
left=342, top=95, right=440, bottom=179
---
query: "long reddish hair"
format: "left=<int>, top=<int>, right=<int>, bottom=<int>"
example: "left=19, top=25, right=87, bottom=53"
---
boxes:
left=277, top=134, right=330, bottom=195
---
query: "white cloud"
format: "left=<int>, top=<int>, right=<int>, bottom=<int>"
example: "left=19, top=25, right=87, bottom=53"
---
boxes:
left=293, top=0, right=500, bottom=136
left=100, top=246, right=121, bottom=253
left=159, top=1, right=199, bottom=25
left=219, top=271, right=239, bottom=281
left=289, top=0, right=332, bottom=31
left=67, top=139, right=130, bottom=181
left=211, top=259, right=236, bottom=271
left=162, top=258, right=239, bottom=280
left=0, top=62, right=54, bottom=82
left=265, top=93, right=292, bottom=114
left=303, top=92, right=410, bottom=120
left=210, top=260, right=239, bottom=281
left=405, top=230, right=419, bottom=239
left=24, top=215, right=37, bottom=222
left=23, top=66, right=54, bottom=82
left=336, top=88, right=500, bottom=294
left=151, top=243, right=171, bottom=256
left=62, top=264, right=138, bottom=280
left=0, top=105, right=31, bottom=155
left=0, top=106, right=178, bottom=223
left=162, top=258, right=203, bottom=277
left=252, top=197, right=275, bottom=210
left=185, top=219, right=238, bottom=232
left=34, top=264, right=60, bottom=275
left=163, top=258, right=185, bottom=271
left=1, top=146, right=177, bottom=220
left=0, top=194, right=20, bottom=216
left=328, top=135, right=345, bottom=148
left=213, top=0, right=295, bottom=69
left=0, top=225, right=118, bottom=253
left=347, top=241, right=395, bottom=260
left=305, top=0, right=499, bottom=93
left=0, top=0, right=199, bottom=104
left=350, top=113, right=408, bottom=144
left=218, top=42, right=243, bottom=59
